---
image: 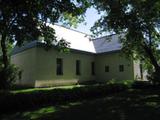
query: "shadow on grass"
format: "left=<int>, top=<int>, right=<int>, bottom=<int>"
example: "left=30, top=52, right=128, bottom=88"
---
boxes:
left=2, top=88, right=160, bottom=120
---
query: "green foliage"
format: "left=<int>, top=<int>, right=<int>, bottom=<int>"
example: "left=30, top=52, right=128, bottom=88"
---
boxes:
left=0, top=64, right=22, bottom=89
left=0, top=0, right=90, bottom=89
left=57, top=38, right=71, bottom=53
left=147, top=71, right=160, bottom=85
left=92, top=0, right=160, bottom=82
left=0, top=84, right=127, bottom=113
left=132, top=81, right=153, bottom=89
left=22, top=106, right=56, bottom=120
left=59, top=12, right=85, bottom=28
left=0, top=0, right=90, bottom=46
left=92, top=0, right=160, bottom=58
left=3, top=88, right=160, bottom=120
left=106, top=79, right=134, bottom=87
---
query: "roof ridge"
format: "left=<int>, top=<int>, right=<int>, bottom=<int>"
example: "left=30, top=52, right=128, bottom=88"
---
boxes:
left=54, top=23, right=91, bottom=36
left=91, top=34, right=117, bottom=41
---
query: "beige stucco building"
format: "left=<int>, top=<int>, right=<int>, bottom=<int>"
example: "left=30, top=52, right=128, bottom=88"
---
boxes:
left=11, top=25, right=143, bottom=87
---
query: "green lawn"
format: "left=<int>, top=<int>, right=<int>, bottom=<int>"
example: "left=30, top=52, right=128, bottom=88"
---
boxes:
left=1, top=88, right=160, bottom=120
left=11, top=85, right=83, bottom=94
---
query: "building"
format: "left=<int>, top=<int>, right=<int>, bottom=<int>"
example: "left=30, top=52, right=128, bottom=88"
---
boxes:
left=11, top=25, right=143, bottom=87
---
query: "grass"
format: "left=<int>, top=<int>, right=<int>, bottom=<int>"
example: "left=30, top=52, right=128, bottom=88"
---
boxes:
left=0, top=83, right=127, bottom=114
left=1, top=88, right=160, bottom=120
left=11, top=85, right=83, bottom=94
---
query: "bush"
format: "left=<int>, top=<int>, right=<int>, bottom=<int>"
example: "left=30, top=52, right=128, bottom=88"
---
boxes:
left=0, top=64, right=21, bottom=90
left=131, top=81, right=153, bottom=89
left=106, top=79, right=134, bottom=88
left=0, top=84, right=128, bottom=113
left=78, top=80, right=98, bottom=85
left=147, top=71, right=160, bottom=85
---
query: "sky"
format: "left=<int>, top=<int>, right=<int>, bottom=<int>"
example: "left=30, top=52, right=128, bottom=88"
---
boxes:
left=71, top=7, right=101, bottom=35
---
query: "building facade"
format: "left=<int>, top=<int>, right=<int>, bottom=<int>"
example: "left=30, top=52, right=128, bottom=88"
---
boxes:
left=11, top=25, right=142, bottom=87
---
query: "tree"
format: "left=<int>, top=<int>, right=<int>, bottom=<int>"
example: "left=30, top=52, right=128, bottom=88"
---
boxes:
left=91, top=0, right=160, bottom=83
left=0, top=0, right=90, bottom=89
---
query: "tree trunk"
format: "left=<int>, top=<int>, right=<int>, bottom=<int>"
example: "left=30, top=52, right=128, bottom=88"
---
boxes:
left=142, top=43, right=160, bottom=84
left=1, top=34, right=9, bottom=69
left=143, top=43, right=160, bottom=73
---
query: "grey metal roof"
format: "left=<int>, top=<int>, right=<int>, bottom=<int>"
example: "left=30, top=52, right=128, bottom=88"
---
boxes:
left=12, top=41, right=42, bottom=55
left=92, top=34, right=122, bottom=53
left=12, top=25, right=122, bottom=55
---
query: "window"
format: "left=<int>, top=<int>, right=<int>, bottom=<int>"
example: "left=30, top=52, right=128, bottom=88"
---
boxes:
left=76, top=60, right=81, bottom=75
left=119, top=65, right=124, bottom=72
left=105, top=65, right=109, bottom=72
left=56, top=58, right=63, bottom=75
left=91, top=62, right=95, bottom=75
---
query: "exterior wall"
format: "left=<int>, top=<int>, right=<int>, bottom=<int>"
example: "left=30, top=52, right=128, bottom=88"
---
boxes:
left=133, top=60, right=141, bottom=80
left=11, top=46, right=140, bottom=87
left=34, top=47, right=95, bottom=87
left=142, top=70, right=148, bottom=81
left=95, top=52, right=134, bottom=82
left=11, top=48, right=37, bottom=86
left=133, top=60, right=148, bottom=81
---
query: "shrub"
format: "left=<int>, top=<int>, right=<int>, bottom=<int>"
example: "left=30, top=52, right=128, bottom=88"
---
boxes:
left=0, top=84, right=128, bottom=113
left=0, top=64, right=22, bottom=90
left=106, top=79, right=134, bottom=88
left=147, top=71, right=160, bottom=85
left=131, top=81, right=153, bottom=89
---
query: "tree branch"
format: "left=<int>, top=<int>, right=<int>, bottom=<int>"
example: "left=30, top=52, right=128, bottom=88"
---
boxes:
left=7, top=14, right=17, bottom=31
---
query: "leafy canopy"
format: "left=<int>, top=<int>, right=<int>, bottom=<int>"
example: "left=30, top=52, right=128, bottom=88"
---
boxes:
left=91, top=0, right=160, bottom=83
left=91, top=0, right=160, bottom=65
left=0, top=0, right=90, bottom=46
left=0, top=0, right=90, bottom=89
